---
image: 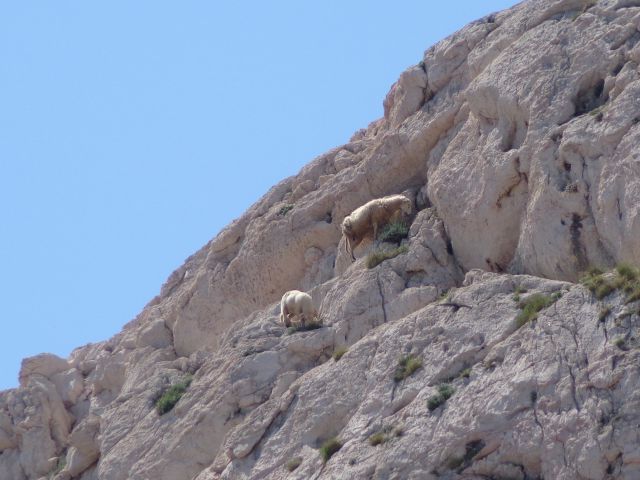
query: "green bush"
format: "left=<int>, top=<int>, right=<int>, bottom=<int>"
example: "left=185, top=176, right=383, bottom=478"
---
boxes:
left=625, top=284, right=640, bottom=304
left=278, top=204, right=294, bottom=216
left=319, top=437, right=342, bottom=463
left=581, top=269, right=606, bottom=293
left=333, top=346, right=348, bottom=361
left=613, top=336, right=626, bottom=349
left=368, top=431, right=388, bottom=446
left=49, top=456, right=66, bottom=479
left=438, top=384, right=455, bottom=400
left=587, top=266, right=604, bottom=276
left=427, top=384, right=455, bottom=411
left=368, top=425, right=398, bottom=446
left=596, top=282, right=617, bottom=300
left=616, top=263, right=637, bottom=280
left=514, top=285, right=527, bottom=295
left=155, top=375, right=193, bottom=415
left=378, top=221, right=409, bottom=244
left=394, top=354, right=422, bottom=382
left=366, top=245, right=408, bottom=269
left=581, top=264, right=640, bottom=303
left=427, top=393, right=444, bottom=411
left=285, top=456, right=302, bottom=472
left=515, top=293, right=560, bottom=327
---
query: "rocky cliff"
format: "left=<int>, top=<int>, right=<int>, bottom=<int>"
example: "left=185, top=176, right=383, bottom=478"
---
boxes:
left=3, top=0, right=640, bottom=478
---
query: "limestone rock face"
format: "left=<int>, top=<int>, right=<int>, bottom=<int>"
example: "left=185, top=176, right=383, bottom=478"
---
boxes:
left=3, top=0, right=640, bottom=479
left=19, top=353, right=70, bottom=387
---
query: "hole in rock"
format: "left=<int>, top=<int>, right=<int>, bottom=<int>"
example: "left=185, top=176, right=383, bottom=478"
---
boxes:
left=574, top=78, right=607, bottom=116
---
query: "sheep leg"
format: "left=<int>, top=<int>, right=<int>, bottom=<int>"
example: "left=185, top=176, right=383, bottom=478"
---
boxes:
left=373, top=221, right=379, bottom=246
left=347, top=236, right=356, bottom=262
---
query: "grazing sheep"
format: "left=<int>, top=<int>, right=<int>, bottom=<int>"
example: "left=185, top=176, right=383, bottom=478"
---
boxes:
left=280, top=290, right=319, bottom=328
left=341, top=194, right=412, bottom=261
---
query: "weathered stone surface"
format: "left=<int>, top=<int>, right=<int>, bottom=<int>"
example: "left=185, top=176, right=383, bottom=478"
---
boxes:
left=19, top=353, right=70, bottom=387
left=135, top=318, right=172, bottom=349
left=4, top=0, right=640, bottom=478
left=63, top=417, right=100, bottom=477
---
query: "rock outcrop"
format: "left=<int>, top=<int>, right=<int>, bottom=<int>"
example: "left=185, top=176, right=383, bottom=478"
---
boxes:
left=3, top=0, right=640, bottom=478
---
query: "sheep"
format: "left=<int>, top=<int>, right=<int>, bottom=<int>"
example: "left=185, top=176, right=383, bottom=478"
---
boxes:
left=280, top=290, right=319, bottom=328
left=341, top=194, right=412, bottom=261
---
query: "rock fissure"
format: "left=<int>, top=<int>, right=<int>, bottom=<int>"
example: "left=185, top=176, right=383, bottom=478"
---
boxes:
left=375, top=273, right=389, bottom=326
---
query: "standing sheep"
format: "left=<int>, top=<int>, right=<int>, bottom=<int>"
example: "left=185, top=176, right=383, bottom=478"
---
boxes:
left=280, top=290, right=319, bottom=328
left=341, top=194, right=412, bottom=261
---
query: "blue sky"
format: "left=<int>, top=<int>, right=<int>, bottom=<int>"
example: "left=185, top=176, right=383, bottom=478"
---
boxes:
left=0, top=1, right=518, bottom=390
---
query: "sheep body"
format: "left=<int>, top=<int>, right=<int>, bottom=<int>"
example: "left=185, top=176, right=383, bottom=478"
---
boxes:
left=341, top=194, right=412, bottom=260
left=280, top=290, right=319, bottom=328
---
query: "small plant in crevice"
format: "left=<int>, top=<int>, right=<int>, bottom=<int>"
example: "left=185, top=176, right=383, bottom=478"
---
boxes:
left=332, top=346, right=348, bottom=361
left=48, top=455, right=66, bottom=479
left=285, top=456, right=303, bottom=472
left=366, top=245, right=409, bottom=269
left=278, top=204, right=294, bottom=216
left=368, top=432, right=388, bottom=447
left=613, top=336, right=626, bottom=350
left=427, top=384, right=455, bottom=411
left=394, top=354, right=422, bottom=382
left=155, top=375, right=193, bottom=415
left=368, top=425, right=396, bottom=446
left=515, top=293, right=560, bottom=327
left=581, top=267, right=609, bottom=298
left=377, top=220, right=409, bottom=244
left=441, top=366, right=472, bottom=384
left=512, top=284, right=530, bottom=301
left=319, top=437, right=343, bottom=463
left=513, top=284, right=527, bottom=296
left=589, top=105, right=605, bottom=118
left=439, top=289, right=452, bottom=301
